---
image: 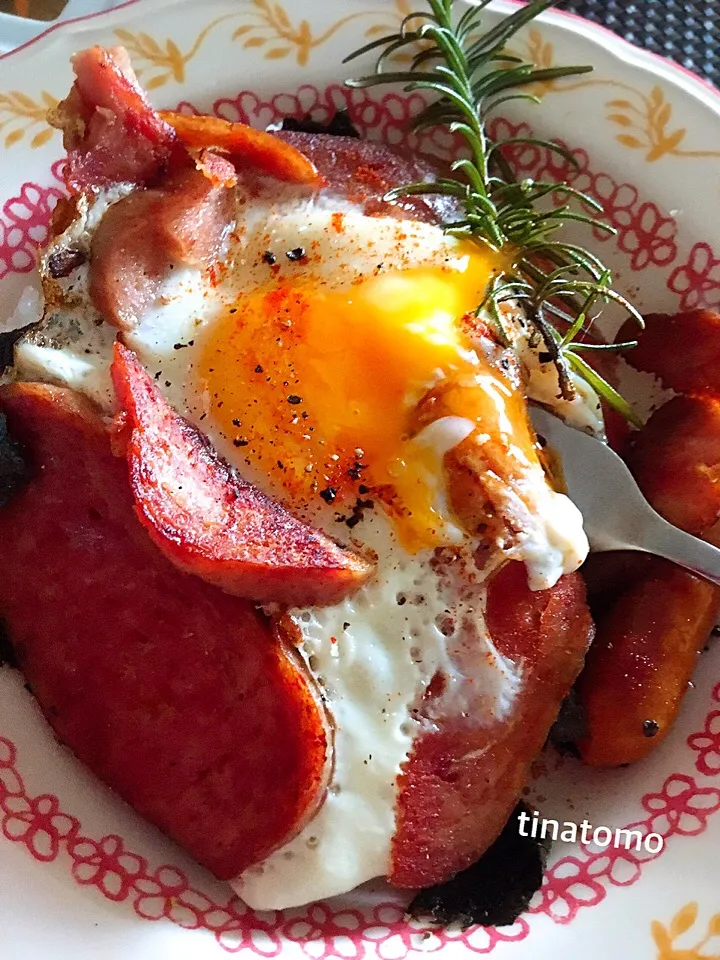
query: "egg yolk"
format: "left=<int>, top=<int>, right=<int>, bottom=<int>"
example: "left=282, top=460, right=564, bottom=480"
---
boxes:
left=197, top=245, right=526, bottom=549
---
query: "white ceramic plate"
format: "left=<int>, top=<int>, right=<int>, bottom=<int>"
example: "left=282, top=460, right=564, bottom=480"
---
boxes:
left=0, top=2, right=123, bottom=54
left=2, top=2, right=720, bottom=958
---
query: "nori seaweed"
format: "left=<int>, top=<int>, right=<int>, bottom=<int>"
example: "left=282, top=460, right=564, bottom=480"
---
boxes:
left=547, top=687, right=587, bottom=757
left=279, top=110, right=360, bottom=138
left=408, top=802, right=551, bottom=928
left=0, top=620, right=16, bottom=670
left=0, top=412, right=32, bottom=508
left=0, top=326, right=30, bottom=376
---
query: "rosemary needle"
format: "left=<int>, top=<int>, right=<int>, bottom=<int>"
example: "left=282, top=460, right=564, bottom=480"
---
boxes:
left=344, top=0, right=643, bottom=426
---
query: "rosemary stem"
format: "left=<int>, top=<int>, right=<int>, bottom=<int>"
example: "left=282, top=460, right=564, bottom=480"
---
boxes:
left=345, top=0, right=642, bottom=425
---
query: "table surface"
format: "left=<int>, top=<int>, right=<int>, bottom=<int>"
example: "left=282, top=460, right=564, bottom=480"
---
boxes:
left=0, top=0, right=718, bottom=89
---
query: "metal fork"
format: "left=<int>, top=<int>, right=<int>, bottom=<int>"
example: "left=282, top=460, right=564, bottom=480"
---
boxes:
left=530, top=406, right=720, bottom=586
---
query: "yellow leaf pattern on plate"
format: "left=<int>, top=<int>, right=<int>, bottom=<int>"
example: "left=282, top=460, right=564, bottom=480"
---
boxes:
left=513, top=28, right=561, bottom=96
left=115, top=27, right=197, bottom=87
left=505, top=30, right=720, bottom=163
left=232, top=0, right=410, bottom=66
left=504, top=28, right=585, bottom=97
left=0, top=90, right=58, bottom=149
left=113, top=16, right=234, bottom=88
left=652, top=903, right=720, bottom=959
left=670, top=903, right=700, bottom=939
left=600, top=83, right=720, bottom=161
left=4, top=14, right=718, bottom=166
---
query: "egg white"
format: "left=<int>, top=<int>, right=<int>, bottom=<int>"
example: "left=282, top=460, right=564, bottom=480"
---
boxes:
left=236, top=512, right=521, bottom=909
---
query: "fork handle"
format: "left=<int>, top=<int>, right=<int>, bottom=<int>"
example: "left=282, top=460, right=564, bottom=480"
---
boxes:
left=624, top=517, right=720, bottom=587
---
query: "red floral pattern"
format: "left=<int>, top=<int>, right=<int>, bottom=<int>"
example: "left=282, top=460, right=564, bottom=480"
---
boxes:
left=688, top=683, right=720, bottom=776
left=0, top=159, right=64, bottom=280
left=2, top=792, right=77, bottom=862
left=668, top=242, right=720, bottom=310
left=0, top=733, right=537, bottom=956
left=3, top=729, right=720, bottom=953
left=1, top=84, right=720, bottom=954
left=530, top=775, right=720, bottom=926
left=174, top=89, right=688, bottom=282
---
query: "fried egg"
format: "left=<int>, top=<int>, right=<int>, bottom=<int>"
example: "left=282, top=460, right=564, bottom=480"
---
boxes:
left=10, top=180, right=590, bottom=907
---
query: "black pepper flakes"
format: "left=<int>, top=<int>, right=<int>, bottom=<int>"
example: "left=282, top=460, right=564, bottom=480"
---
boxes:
left=286, top=247, right=306, bottom=262
left=320, top=487, right=337, bottom=504
left=233, top=438, right=249, bottom=448
left=336, top=497, right=374, bottom=529
left=255, top=364, right=264, bottom=374
left=643, top=719, right=660, bottom=738
left=262, top=250, right=277, bottom=265
left=287, top=395, right=302, bottom=405
left=347, top=461, right=366, bottom=480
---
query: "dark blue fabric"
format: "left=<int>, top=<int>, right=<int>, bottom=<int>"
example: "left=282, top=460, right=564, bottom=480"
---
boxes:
left=563, top=0, right=719, bottom=88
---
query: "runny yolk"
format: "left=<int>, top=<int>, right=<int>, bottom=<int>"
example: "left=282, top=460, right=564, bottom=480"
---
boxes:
left=197, top=244, right=531, bottom=550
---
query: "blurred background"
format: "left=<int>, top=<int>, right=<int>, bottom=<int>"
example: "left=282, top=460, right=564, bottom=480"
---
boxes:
left=0, top=0, right=65, bottom=17
left=0, top=0, right=718, bottom=86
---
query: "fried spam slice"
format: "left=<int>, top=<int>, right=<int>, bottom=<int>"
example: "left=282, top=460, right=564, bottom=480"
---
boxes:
left=48, top=45, right=180, bottom=192
left=276, top=130, right=459, bottom=223
left=626, top=393, right=720, bottom=540
left=577, top=558, right=718, bottom=767
left=161, top=111, right=322, bottom=186
left=617, top=309, right=720, bottom=393
left=111, top=343, right=374, bottom=606
left=0, top=382, right=329, bottom=879
left=391, top=561, right=593, bottom=888
left=89, top=166, right=235, bottom=330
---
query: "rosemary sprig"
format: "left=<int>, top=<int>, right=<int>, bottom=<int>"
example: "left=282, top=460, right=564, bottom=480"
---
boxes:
left=344, top=0, right=643, bottom=426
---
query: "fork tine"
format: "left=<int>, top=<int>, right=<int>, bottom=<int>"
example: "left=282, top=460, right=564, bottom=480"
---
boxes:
left=530, top=406, right=720, bottom=586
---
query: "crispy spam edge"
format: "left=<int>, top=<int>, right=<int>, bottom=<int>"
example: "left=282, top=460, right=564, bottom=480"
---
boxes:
left=110, top=342, right=374, bottom=606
